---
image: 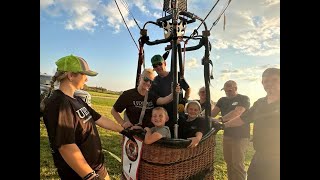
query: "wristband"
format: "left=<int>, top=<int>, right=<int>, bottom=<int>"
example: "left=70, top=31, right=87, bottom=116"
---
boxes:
left=83, top=171, right=98, bottom=180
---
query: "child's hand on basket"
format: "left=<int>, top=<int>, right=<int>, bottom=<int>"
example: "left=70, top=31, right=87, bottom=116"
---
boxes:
left=187, top=136, right=201, bottom=148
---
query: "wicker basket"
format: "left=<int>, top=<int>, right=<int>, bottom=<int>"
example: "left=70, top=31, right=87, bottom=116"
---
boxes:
left=137, top=128, right=216, bottom=180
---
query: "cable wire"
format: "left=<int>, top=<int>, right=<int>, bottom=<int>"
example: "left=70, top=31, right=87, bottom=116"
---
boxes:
left=114, top=0, right=139, bottom=50
left=119, top=0, right=142, bottom=30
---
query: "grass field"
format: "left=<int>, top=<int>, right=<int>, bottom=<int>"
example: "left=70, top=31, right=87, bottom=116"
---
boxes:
left=40, top=91, right=254, bottom=180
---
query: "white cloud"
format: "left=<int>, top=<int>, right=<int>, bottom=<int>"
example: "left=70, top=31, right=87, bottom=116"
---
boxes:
left=40, top=0, right=54, bottom=10
left=188, top=0, right=280, bottom=57
left=149, top=0, right=163, bottom=10
left=264, top=0, right=280, bottom=7
left=219, top=64, right=280, bottom=83
left=232, top=16, right=279, bottom=56
left=152, top=12, right=162, bottom=19
left=40, top=0, right=280, bottom=55
left=211, top=38, right=229, bottom=50
left=41, top=0, right=99, bottom=32
left=185, top=57, right=200, bottom=69
left=101, top=1, right=136, bottom=33
left=133, top=0, right=150, bottom=15
left=65, top=8, right=97, bottom=32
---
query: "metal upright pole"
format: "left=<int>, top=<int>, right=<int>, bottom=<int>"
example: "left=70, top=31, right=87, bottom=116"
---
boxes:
left=202, top=30, right=212, bottom=128
left=171, top=0, right=179, bottom=139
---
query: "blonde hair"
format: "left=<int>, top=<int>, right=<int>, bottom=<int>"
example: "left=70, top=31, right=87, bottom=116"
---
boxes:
left=185, top=100, right=202, bottom=113
left=139, top=68, right=155, bottom=86
left=141, top=68, right=154, bottom=77
left=40, top=70, right=68, bottom=112
left=152, top=107, right=168, bottom=117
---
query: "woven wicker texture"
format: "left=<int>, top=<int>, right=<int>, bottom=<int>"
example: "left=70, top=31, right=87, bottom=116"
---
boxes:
left=138, top=130, right=216, bottom=180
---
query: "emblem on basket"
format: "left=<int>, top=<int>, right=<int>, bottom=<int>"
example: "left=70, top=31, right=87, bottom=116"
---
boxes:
left=122, top=136, right=143, bottom=180
left=125, top=139, right=138, bottom=161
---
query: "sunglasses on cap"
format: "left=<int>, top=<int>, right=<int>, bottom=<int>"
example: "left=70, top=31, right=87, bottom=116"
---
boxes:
left=143, top=76, right=153, bottom=83
left=152, top=62, right=163, bottom=68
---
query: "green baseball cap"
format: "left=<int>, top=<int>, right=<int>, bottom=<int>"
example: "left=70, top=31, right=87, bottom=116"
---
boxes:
left=151, top=54, right=164, bottom=65
left=55, top=55, right=98, bottom=76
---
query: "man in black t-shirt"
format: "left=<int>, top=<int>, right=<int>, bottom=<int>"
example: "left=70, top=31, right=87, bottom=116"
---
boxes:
left=211, top=80, right=250, bottom=180
left=150, top=54, right=191, bottom=134
left=111, top=68, right=180, bottom=129
left=222, top=68, right=280, bottom=180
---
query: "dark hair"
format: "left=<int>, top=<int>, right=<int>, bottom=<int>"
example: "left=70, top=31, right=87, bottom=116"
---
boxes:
left=262, top=68, right=280, bottom=77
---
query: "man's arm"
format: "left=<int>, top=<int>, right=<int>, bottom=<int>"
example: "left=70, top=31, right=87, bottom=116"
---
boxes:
left=224, top=100, right=255, bottom=128
left=224, top=116, right=245, bottom=127
left=111, top=108, right=125, bottom=126
left=96, top=114, right=124, bottom=132
left=156, top=93, right=173, bottom=105
left=220, top=95, right=250, bottom=123
left=220, top=106, right=246, bottom=123
left=211, top=106, right=221, bottom=117
left=156, top=84, right=181, bottom=105
left=179, top=77, right=191, bottom=100
left=221, top=97, right=259, bottom=129
left=58, top=144, right=95, bottom=178
left=184, top=88, right=191, bottom=100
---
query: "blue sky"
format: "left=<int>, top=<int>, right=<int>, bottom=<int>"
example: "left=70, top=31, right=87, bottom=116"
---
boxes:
left=40, top=0, right=280, bottom=104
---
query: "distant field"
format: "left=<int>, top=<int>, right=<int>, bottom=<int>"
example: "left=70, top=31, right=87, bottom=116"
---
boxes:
left=89, top=91, right=120, bottom=99
left=40, top=92, right=254, bottom=180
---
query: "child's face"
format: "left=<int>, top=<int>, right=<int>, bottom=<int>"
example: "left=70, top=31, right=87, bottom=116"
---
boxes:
left=187, top=103, right=200, bottom=119
left=151, top=110, right=167, bottom=127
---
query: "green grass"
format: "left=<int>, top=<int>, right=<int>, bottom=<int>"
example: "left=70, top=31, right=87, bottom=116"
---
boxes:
left=88, top=90, right=120, bottom=99
left=40, top=93, right=254, bottom=180
left=91, top=96, right=117, bottom=107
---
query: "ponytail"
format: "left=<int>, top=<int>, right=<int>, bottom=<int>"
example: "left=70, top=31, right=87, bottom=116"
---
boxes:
left=40, top=71, right=67, bottom=112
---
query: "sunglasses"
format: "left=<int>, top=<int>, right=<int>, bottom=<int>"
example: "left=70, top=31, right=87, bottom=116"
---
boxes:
left=152, top=62, right=163, bottom=68
left=143, top=76, right=153, bottom=83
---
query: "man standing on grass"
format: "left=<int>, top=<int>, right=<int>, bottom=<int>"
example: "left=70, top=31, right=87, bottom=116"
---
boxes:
left=214, top=67, right=280, bottom=180
left=211, top=80, right=250, bottom=180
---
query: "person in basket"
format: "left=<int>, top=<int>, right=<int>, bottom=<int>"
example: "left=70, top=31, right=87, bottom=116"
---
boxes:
left=144, top=107, right=171, bottom=144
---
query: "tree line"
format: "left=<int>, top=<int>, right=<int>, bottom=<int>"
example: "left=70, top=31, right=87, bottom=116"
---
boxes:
left=83, top=85, right=122, bottom=95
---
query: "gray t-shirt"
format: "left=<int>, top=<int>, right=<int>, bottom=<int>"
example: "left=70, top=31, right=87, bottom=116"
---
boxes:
left=241, top=97, right=280, bottom=155
left=216, top=94, right=250, bottom=138
left=150, top=126, right=171, bottom=139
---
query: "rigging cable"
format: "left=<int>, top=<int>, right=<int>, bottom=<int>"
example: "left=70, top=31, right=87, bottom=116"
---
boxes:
left=119, top=0, right=142, bottom=30
left=114, top=0, right=139, bottom=50
left=190, top=0, right=220, bottom=38
left=209, top=0, right=232, bottom=31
